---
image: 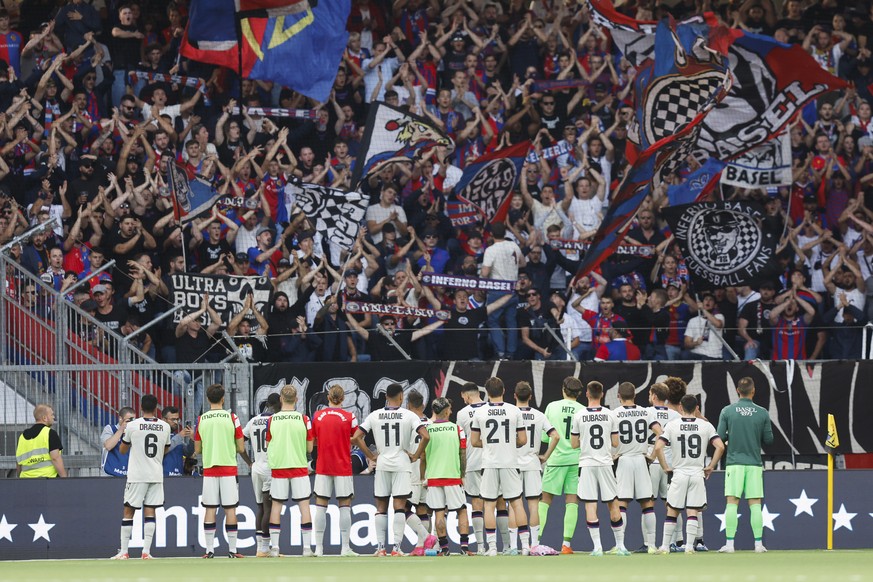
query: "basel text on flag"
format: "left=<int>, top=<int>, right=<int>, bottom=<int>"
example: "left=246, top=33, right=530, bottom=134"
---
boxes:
left=351, top=103, right=453, bottom=187
left=168, top=162, right=219, bottom=222
left=667, top=158, right=726, bottom=206
left=662, top=200, right=777, bottom=289
left=181, top=0, right=351, bottom=103
left=284, top=179, right=368, bottom=250
left=452, top=141, right=530, bottom=225
left=720, top=129, right=792, bottom=188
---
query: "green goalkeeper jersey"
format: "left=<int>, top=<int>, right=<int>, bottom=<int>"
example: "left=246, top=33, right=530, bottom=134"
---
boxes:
left=424, top=420, right=465, bottom=484
left=543, top=399, right=584, bottom=466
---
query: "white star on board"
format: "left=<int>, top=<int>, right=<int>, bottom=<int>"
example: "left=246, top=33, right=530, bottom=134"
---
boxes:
left=789, top=490, right=818, bottom=517
left=28, top=514, right=55, bottom=542
left=714, top=511, right=743, bottom=532
left=761, top=505, right=779, bottom=531
left=0, top=515, right=17, bottom=542
left=833, top=504, right=857, bottom=532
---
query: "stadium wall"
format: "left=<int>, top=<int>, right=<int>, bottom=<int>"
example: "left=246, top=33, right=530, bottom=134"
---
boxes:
left=1, top=471, right=870, bottom=559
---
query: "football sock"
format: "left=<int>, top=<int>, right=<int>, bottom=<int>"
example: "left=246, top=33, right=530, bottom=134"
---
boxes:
left=301, top=522, right=312, bottom=551
left=611, top=518, right=625, bottom=551
left=439, top=536, right=449, bottom=551
left=642, top=507, right=656, bottom=548
left=685, top=516, right=698, bottom=546
left=375, top=513, right=387, bottom=549
left=269, top=522, right=281, bottom=550
left=472, top=511, right=485, bottom=549
left=419, top=513, right=431, bottom=535
left=392, top=512, right=406, bottom=551
left=486, top=528, right=497, bottom=551
left=120, top=519, right=133, bottom=554
left=538, top=501, right=549, bottom=532
left=519, top=525, right=530, bottom=551
left=531, top=524, right=540, bottom=546
left=563, top=503, right=579, bottom=542
left=674, top=513, right=684, bottom=544
left=497, top=510, right=510, bottom=548
left=407, top=512, right=429, bottom=547
left=587, top=521, right=602, bottom=551
left=696, top=513, right=704, bottom=542
left=339, top=506, right=352, bottom=552
left=460, top=533, right=470, bottom=553
left=142, top=516, right=156, bottom=555
left=257, top=533, right=269, bottom=553
left=662, top=516, right=677, bottom=549
left=725, top=503, right=739, bottom=540
left=204, top=522, right=216, bottom=553
left=226, top=523, right=238, bottom=553
left=750, top=504, right=764, bottom=541
left=619, top=506, right=628, bottom=537
left=314, top=505, right=327, bottom=554
left=509, top=527, right=518, bottom=550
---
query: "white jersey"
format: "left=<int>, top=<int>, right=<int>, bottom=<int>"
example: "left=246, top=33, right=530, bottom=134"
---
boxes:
left=243, top=412, right=272, bottom=477
left=456, top=402, right=486, bottom=472
left=614, top=405, right=657, bottom=457
left=123, top=417, right=171, bottom=483
left=471, top=402, right=524, bottom=469
left=408, top=415, right=431, bottom=485
left=360, top=406, right=425, bottom=472
left=647, top=406, right=681, bottom=464
left=517, top=407, right=556, bottom=471
left=659, top=416, right=719, bottom=477
left=571, top=406, right=618, bottom=467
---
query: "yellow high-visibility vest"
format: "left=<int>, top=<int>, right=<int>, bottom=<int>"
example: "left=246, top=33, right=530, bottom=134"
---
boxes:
left=16, top=426, right=59, bottom=478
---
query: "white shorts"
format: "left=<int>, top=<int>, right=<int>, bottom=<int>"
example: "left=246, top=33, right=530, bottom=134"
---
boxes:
left=410, top=482, right=428, bottom=505
left=427, top=485, right=467, bottom=512
left=313, top=474, right=354, bottom=499
left=251, top=470, right=272, bottom=504
left=649, top=463, right=669, bottom=498
left=481, top=467, right=522, bottom=501
left=124, top=482, right=163, bottom=509
left=270, top=476, right=312, bottom=502
left=374, top=470, right=412, bottom=498
left=577, top=466, right=618, bottom=503
left=616, top=455, right=654, bottom=501
left=666, top=473, right=707, bottom=510
left=463, top=470, right=482, bottom=497
left=202, top=476, right=239, bottom=508
left=520, top=469, right=543, bottom=498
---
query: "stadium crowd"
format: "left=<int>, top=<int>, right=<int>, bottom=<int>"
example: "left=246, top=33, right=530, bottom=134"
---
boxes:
left=2, top=0, right=873, bottom=364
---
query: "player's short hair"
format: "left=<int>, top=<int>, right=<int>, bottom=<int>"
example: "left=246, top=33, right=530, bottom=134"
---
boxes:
left=649, top=382, right=668, bottom=402
left=139, top=397, right=156, bottom=414
left=586, top=381, right=604, bottom=400
left=514, top=381, right=532, bottom=403
left=664, top=377, right=687, bottom=405
left=617, top=382, right=635, bottom=401
left=407, top=390, right=424, bottom=410
left=327, top=384, right=345, bottom=405
left=484, top=377, right=505, bottom=398
left=33, top=403, right=53, bottom=421
left=281, top=384, right=297, bottom=404
left=386, top=382, right=404, bottom=400
left=431, top=397, right=451, bottom=415
left=562, top=377, right=583, bottom=398
left=737, top=377, right=755, bottom=396
left=266, top=392, right=281, bottom=413
left=162, top=406, right=179, bottom=418
left=680, top=394, right=698, bottom=415
left=460, top=382, right=479, bottom=394
left=206, top=383, right=225, bottom=404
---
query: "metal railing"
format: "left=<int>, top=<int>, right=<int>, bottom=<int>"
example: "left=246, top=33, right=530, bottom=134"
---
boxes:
left=863, top=323, right=873, bottom=360
left=1, top=232, right=252, bottom=477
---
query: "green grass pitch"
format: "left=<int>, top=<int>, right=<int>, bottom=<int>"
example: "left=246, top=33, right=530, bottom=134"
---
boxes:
left=3, top=551, right=873, bottom=582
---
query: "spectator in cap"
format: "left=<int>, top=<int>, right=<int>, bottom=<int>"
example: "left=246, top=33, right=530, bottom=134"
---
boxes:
left=414, top=226, right=450, bottom=274
left=247, top=225, right=285, bottom=277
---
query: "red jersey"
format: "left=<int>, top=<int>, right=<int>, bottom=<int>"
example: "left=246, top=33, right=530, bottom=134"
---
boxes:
left=312, top=407, right=358, bottom=476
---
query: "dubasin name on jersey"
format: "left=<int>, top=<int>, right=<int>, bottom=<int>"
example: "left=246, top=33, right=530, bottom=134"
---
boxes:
left=581, top=414, right=610, bottom=422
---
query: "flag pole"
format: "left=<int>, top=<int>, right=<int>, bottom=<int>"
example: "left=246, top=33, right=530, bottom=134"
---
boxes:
left=825, top=412, right=839, bottom=551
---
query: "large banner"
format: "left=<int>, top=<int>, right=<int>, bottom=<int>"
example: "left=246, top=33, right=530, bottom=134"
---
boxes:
left=1, top=471, right=871, bottom=559
left=721, top=130, right=793, bottom=188
left=169, top=273, right=273, bottom=327
left=253, top=360, right=873, bottom=456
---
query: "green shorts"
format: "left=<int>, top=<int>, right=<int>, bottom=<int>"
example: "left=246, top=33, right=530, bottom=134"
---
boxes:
left=724, top=465, right=764, bottom=499
left=542, top=465, right=578, bottom=496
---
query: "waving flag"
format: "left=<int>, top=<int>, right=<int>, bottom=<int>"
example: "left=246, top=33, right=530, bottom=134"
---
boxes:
left=168, top=162, right=219, bottom=223
left=181, top=0, right=351, bottom=102
left=351, top=103, right=453, bottom=187
left=283, top=179, right=368, bottom=250
left=721, top=130, right=792, bottom=188
left=587, top=0, right=849, bottom=161
left=667, top=158, right=726, bottom=206
left=663, top=200, right=777, bottom=289
left=452, top=141, right=531, bottom=225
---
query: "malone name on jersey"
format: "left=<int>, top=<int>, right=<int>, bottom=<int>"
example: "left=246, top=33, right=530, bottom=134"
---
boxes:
left=379, top=412, right=405, bottom=420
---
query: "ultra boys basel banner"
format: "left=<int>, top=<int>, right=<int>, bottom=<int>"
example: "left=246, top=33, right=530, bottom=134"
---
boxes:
left=252, top=359, right=873, bottom=457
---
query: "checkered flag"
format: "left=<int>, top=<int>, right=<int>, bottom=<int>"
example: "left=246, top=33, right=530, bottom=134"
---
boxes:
left=285, top=179, right=368, bottom=250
